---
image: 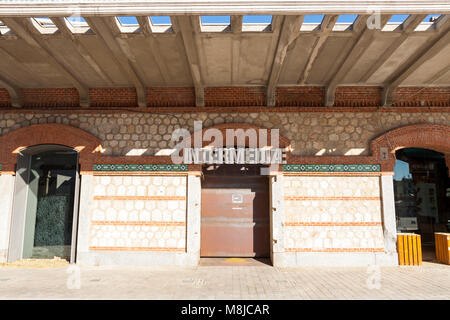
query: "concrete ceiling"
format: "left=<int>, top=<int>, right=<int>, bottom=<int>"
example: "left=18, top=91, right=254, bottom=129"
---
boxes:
left=0, top=9, right=449, bottom=108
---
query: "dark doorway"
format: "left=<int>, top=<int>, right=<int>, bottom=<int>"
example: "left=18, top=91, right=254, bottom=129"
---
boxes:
left=9, top=145, right=80, bottom=262
left=200, top=164, right=270, bottom=259
left=393, top=148, right=450, bottom=261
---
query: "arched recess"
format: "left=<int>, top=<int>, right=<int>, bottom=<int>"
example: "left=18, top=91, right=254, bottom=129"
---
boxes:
left=371, top=124, right=450, bottom=172
left=0, top=124, right=103, bottom=173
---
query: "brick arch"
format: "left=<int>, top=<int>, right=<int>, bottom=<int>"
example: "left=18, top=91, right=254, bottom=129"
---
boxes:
left=371, top=123, right=450, bottom=171
left=185, top=122, right=291, bottom=149
left=0, top=124, right=103, bottom=173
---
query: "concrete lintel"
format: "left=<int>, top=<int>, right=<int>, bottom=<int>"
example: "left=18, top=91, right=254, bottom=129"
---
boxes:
left=2, top=17, right=90, bottom=107
left=266, top=15, right=304, bottom=107
left=382, top=22, right=450, bottom=107
left=51, top=17, right=115, bottom=87
left=359, top=14, right=427, bottom=84
left=171, top=16, right=205, bottom=107
left=85, top=16, right=147, bottom=107
left=325, top=15, right=394, bottom=106
left=297, top=15, right=338, bottom=85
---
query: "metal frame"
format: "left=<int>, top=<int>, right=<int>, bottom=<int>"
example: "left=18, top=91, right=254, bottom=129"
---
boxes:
left=7, top=144, right=81, bottom=263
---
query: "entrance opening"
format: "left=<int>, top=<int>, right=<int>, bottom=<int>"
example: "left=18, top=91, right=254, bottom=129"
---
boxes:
left=9, top=145, right=80, bottom=262
left=393, top=148, right=450, bottom=261
left=200, top=164, right=271, bottom=261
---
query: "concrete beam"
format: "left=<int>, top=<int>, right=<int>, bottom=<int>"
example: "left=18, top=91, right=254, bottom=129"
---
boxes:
left=1, top=1, right=450, bottom=16
left=297, top=15, right=338, bottom=85
left=171, top=16, right=205, bottom=107
left=359, top=14, right=428, bottom=83
left=382, top=18, right=450, bottom=107
left=85, top=16, right=147, bottom=107
left=325, top=15, right=391, bottom=106
left=2, top=17, right=90, bottom=107
left=267, top=15, right=304, bottom=107
left=0, top=75, right=21, bottom=108
left=51, top=17, right=115, bottom=86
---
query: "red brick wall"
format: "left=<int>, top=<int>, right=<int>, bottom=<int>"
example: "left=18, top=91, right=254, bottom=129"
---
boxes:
left=276, top=86, right=323, bottom=107
left=147, top=87, right=195, bottom=107
left=0, top=86, right=449, bottom=108
left=204, top=86, right=266, bottom=107
left=393, top=87, right=450, bottom=107
left=0, top=89, right=10, bottom=108
left=334, top=86, right=382, bottom=107
left=90, top=88, right=137, bottom=108
left=22, top=88, right=79, bottom=108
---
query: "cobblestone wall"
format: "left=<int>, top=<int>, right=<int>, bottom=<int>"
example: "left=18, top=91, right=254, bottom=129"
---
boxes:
left=0, top=112, right=448, bottom=156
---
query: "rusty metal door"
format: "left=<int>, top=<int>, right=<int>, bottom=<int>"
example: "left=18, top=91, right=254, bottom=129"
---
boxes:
left=201, top=165, right=270, bottom=257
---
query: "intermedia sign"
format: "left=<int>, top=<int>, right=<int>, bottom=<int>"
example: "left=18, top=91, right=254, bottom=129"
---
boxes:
left=182, top=147, right=286, bottom=164
left=171, top=121, right=288, bottom=165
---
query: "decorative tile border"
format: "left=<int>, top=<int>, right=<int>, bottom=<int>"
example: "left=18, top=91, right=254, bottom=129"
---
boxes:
left=283, top=164, right=381, bottom=172
left=284, top=248, right=385, bottom=253
left=284, top=196, right=380, bottom=201
left=93, top=164, right=188, bottom=172
left=91, top=221, right=186, bottom=226
left=284, top=222, right=382, bottom=226
left=93, top=196, right=186, bottom=201
left=89, top=246, right=185, bottom=252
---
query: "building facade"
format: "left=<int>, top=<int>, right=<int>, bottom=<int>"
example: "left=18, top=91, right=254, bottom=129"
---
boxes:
left=0, top=1, right=449, bottom=267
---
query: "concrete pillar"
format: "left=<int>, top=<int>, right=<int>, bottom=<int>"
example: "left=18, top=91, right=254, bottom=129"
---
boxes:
left=270, top=173, right=285, bottom=267
left=0, top=175, right=15, bottom=263
left=379, top=174, right=399, bottom=265
left=186, top=174, right=201, bottom=265
left=76, top=174, right=93, bottom=263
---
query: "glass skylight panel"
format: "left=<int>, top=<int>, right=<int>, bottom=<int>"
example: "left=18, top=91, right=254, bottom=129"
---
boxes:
left=300, top=14, right=324, bottom=31
left=31, top=17, right=58, bottom=34
left=333, top=14, right=358, bottom=31
left=243, top=15, right=273, bottom=24
left=201, top=15, right=231, bottom=24
left=116, top=16, right=139, bottom=33
left=200, top=15, right=231, bottom=32
left=117, top=16, right=139, bottom=26
left=242, top=15, right=273, bottom=32
left=66, top=16, right=89, bottom=27
left=382, top=14, right=410, bottom=31
left=150, top=16, right=172, bottom=25
left=149, top=16, right=173, bottom=33
left=415, top=14, right=442, bottom=31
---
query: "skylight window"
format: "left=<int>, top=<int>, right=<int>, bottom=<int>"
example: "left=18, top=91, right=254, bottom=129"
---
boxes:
left=415, top=14, right=442, bottom=31
left=333, top=14, right=358, bottom=31
left=64, top=16, right=92, bottom=34
left=117, top=16, right=139, bottom=26
left=0, top=19, right=13, bottom=36
left=382, top=14, right=410, bottom=31
left=150, top=16, right=172, bottom=25
left=149, top=16, right=173, bottom=33
left=201, top=15, right=230, bottom=24
left=242, top=15, right=273, bottom=32
left=115, top=16, right=139, bottom=33
left=243, top=15, right=273, bottom=24
left=200, top=15, right=231, bottom=32
left=66, top=16, right=88, bottom=27
left=31, top=17, right=58, bottom=34
left=300, top=15, right=324, bottom=31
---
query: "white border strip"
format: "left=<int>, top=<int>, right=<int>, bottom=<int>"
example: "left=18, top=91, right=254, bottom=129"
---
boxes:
left=0, top=1, right=449, bottom=16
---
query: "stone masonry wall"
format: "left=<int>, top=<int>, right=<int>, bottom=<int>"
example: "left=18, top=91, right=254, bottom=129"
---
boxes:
left=0, top=112, right=449, bottom=157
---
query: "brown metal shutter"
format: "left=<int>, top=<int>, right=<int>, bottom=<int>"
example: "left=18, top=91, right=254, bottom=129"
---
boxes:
left=200, top=165, right=270, bottom=257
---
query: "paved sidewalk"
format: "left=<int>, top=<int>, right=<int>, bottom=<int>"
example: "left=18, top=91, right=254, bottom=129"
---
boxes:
left=0, top=261, right=449, bottom=299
